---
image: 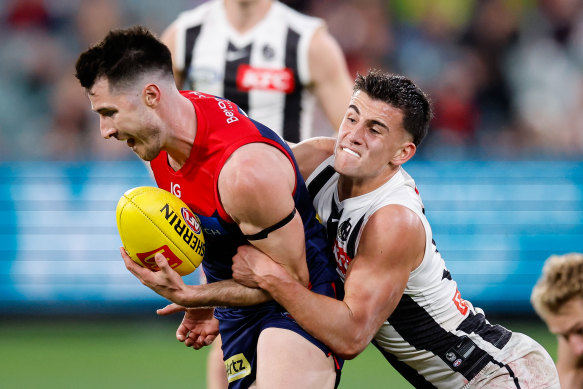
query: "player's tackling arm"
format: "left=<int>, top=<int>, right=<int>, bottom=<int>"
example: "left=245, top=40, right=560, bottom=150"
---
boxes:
left=233, top=205, right=425, bottom=359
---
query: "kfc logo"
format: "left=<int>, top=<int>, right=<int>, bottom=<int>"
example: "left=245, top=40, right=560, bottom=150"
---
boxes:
left=236, top=65, right=295, bottom=93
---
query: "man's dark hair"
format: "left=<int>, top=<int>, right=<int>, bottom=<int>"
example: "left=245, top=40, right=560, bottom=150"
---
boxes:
left=75, top=25, right=174, bottom=90
left=354, top=70, right=432, bottom=146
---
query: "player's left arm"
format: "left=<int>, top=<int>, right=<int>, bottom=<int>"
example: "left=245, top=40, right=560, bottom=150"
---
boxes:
left=219, top=142, right=310, bottom=286
left=308, top=26, right=353, bottom=132
left=233, top=205, right=425, bottom=359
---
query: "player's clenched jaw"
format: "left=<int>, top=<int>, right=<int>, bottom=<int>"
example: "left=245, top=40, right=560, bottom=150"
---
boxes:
left=88, top=77, right=163, bottom=161
left=333, top=91, right=414, bottom=195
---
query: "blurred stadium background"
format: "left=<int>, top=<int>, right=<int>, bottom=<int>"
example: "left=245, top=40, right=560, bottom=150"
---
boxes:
left=1, top=0, right=582, bottom=387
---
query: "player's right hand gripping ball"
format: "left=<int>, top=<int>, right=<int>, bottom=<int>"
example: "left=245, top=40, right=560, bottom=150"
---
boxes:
left=116, top=186, right=205, bottom=276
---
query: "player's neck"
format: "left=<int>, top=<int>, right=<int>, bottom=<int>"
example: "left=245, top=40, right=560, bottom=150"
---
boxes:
left=165, top=92, right=197, bottom=171
left=337, top=168, right=399, bottom=201
left=224, top=0, right=272, bottom=34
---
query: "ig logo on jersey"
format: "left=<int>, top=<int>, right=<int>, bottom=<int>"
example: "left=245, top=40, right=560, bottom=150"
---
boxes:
left=171, top=182, right=181, bottom=197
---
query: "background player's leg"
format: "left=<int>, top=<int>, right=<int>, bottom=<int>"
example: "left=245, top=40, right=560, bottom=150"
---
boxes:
left=207, top=335, right=228, bottom=389
left=255, top=328, right=336, bottom=388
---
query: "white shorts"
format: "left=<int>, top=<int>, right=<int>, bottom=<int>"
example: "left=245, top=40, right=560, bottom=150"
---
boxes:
left=464, top=332, right=559, bottom=388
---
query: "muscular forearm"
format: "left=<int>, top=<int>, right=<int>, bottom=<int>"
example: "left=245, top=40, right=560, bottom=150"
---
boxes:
left=180, top=279, right=271, bottom=308
left=258, top=269, right=373, bottom=359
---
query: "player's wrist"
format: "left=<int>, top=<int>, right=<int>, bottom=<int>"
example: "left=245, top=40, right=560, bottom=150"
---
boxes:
left=176, top=284, right=204, bottom=307
left=259, top=262, right=294, bottom=292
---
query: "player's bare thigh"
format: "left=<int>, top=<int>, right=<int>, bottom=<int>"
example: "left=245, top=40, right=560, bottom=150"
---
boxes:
left=253, top=327, right=336, bottom=389
left=207, top=335, right=228, bottom=389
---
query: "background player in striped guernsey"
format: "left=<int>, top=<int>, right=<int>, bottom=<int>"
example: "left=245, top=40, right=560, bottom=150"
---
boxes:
left=231, top=70, right=560, bottom=388
left=161, top=2, right=353, bottom=386
left=75, top=26, right=344, bottom=389
left=161, top=0, right=352, bottom=143
left=532, top=253, right=583, bottom=389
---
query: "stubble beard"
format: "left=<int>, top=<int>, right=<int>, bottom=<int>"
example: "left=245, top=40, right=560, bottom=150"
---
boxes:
left=135, top=128, right=161, bottom=162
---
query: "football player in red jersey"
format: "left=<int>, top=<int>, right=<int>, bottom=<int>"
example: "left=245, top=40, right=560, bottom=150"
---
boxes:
left=75, top=26, right=342, bottom=389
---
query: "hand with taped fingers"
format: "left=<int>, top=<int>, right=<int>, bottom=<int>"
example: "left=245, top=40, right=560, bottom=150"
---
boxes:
left=120, top=247, right=189, bottom=305
left=157, top=303, right=219, bottom=349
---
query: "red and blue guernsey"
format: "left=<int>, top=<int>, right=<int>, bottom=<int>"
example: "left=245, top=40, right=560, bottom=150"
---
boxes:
left=150, top=91, right=342, bottom=388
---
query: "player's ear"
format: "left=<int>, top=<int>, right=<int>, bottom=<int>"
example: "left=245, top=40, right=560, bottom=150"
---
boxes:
left=143, top=83, right=161, bottom=107
left=391, top=141, right=416, bottom=166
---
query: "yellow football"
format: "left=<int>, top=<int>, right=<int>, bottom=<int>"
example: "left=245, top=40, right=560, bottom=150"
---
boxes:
left=116, top=186, right=205, bottom=276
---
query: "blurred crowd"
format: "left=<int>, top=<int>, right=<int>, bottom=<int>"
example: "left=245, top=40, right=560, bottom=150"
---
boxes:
left=1, top=0, right=583, bottom=160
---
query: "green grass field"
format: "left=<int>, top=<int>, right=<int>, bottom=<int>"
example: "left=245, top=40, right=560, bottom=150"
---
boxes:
left=0, top=316, right=556, bottom=388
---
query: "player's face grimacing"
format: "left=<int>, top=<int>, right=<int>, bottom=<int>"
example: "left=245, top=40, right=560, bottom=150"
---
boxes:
left=88, top=77, right=162, bottom=161
left=334, top=91, right=412, bottom=186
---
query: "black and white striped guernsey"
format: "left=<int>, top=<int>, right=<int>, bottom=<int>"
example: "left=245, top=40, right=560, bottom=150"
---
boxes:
left=171, top=0, right=323, bottom=142
left=306, top=155, right=516, bottom=388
